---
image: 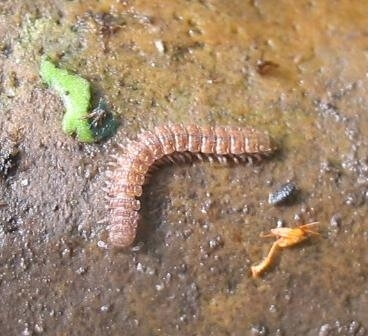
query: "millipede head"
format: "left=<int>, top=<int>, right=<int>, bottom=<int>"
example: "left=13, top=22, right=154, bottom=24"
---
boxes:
left=245, top=129, right=275, bottom=155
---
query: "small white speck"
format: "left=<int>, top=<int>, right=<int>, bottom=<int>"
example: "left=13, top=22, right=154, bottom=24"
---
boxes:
left=20, top=179, right=29, bottom=187
left=146, top=266, right=156, bottom=275
left=155, top=283, right=165, bottom=291
left=22, top=327, right=31, bottom=336
left=100, top=305, right=110, bottom=312
left=131, top=242, right=143, bottom=251
left=61, top=248, right=71, bottom=257
left=269, top=304, right=277, bottom=313
left=97, top=240, right=108, bottom=249
left=276, top=219, right=284, bottom=228
left=76, top=267, right=87, bottom=275
left=154, top=40, right=165, bottom=53
left=136, top=262, right=144, bottom=272
left=34, top=324, right=44, bottom=333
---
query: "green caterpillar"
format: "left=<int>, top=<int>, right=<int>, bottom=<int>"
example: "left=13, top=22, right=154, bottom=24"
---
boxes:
left=39, top=58, right=94, bottom=143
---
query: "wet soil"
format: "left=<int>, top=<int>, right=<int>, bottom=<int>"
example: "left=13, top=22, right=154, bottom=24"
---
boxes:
left=1, top=1, right=368, bottom=335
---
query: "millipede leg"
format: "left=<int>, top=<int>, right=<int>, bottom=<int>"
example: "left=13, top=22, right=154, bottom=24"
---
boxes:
left=232, top=155, right=240, bottom=164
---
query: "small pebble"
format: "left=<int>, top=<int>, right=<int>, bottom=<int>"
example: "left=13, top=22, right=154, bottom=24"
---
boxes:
left=34, top=324, right=44, bottom=334
left=349, top=321, right=360, bottom=335
left=276, top=218, right=284, bottom=228
left=251, top=325, right=268, bottom=336
left=100, top=305, right=110, bottom=312
left=330, top=214, right=341, bottom=229
left=154, top=40, right=165, bottom=53
left=269, top=304, right=277, bottom=313
left=319, top=324, right=332, bottom=336
left=20, top=179, right=29, bottom=187
left=136, top=262, right=144, bottom=272
left=131, top=243, right=143, bottom=251
left=155, top=283, right=165, bottom=291
left=22, top=327, right=31, bottom=336
left=61, top=248, right=71, bottom=258
left=97, top=240, right=108, bottom=249
left=76, top=267, right=87, bottom=275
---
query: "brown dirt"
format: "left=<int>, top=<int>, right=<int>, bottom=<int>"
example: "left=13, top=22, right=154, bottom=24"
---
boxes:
left=1, top=1, right=368, bottom=335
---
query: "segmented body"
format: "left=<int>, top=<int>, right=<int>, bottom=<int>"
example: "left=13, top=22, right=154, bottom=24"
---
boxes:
left=105, top=124, right=274, bottom=247
left=268, top=182, right=296, bottom=205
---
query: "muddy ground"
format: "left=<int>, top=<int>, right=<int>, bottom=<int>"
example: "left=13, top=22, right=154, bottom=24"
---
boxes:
left=1, top=1, right=368, bottom=335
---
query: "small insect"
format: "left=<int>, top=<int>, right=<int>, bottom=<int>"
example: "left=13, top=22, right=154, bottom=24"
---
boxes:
left=251, top=222, right=319, bottom=278
left=268, top=181, right=296, bottom=205
left=83, top=98, right=109, bottom=128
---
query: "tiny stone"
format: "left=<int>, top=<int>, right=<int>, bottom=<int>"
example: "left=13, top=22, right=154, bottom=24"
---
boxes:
left=349, top=321, right=360, bottom=335
left=269, top=304, right=277, bottom=313
left=294, top=213, right=302, bottom=222
left=275, top=329, right=283, bottom=336
left=165, top=272, right=172, bottom=282
left=22, top=327, right=31, bottom=336
left=183, top=228, right=193, bottom=239
left=179, top=314, right=187, bottom=322
left=345, top=194, right=356, bottom=206
left=34, top=324, right=44, bottom=334
left=61, top=248, right=71, bottom=257
left=319, top=324, right=332, bottom=336
left=208, top=235, right=223, bottom=249
left=155, top=283, right=165, bottom=291
left=76, top=267, right=87, bottom=275
left=100, top=305, right=110, bottom=312
left=146, top=266, right=156, bottom=275
left=97, top=240, right=108, bottom=249
left=251, top=325, right=268, bottom=336
left=330, top=214, right=341, bottom=229
left=357, top=327, right=366, bottom=336
left=20, top=179, right=29, bottom=187
left=209, top=239, right=217, bottom=249
left=276, top=219, right=284, bottom=228
left=179, top=263, right=187, bottom=272
left=243, top=204, right=250, bottom=214
left=131, top=242, right=144, bottom=251
left=154, top=40, right=165, bottom=53
left=136, top=262, right=144, bottom=272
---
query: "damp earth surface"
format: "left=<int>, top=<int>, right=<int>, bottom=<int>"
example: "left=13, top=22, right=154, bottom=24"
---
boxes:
left=1, top=1, right=368, bottom=335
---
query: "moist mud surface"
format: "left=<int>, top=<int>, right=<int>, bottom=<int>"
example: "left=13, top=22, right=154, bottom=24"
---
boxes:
left=1, top=1, right=368, bottom=335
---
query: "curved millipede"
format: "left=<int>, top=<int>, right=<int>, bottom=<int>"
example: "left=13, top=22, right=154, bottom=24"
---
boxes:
left=105, top=124, right=275, bottom=247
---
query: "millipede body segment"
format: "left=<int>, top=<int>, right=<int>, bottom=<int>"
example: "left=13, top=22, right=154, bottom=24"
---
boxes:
left=105, top=124, right=274, bottom=247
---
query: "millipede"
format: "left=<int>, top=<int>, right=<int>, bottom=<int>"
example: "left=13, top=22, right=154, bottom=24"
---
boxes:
left=104, top=124, right=275, bottom=248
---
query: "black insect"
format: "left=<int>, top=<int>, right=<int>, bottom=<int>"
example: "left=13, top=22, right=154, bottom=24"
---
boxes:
left=268, top=182, right=297, bottom=205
